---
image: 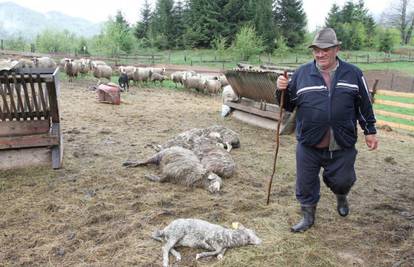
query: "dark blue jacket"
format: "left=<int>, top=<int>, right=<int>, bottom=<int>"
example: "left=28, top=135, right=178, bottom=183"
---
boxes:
left=279, top=58, right=376, bottom=148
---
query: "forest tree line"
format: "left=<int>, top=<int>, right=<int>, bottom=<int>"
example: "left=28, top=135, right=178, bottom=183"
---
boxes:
left=2, top=0, right=414, bottom=59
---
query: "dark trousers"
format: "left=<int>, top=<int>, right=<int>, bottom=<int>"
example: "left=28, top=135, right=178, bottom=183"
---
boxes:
left=295, top=143, right=358, bottom=206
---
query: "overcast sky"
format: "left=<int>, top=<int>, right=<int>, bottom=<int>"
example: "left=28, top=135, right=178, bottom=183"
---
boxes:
left=0, top=0, right=393, bottom=31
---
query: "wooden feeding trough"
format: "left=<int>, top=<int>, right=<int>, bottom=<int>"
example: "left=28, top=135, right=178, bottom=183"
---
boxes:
left=224, top=67, right=296, bottom=134
left=0, top=67, right=63, bottom=170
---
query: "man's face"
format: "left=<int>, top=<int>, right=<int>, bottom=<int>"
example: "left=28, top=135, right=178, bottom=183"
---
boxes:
left=312, top=46, right=339, bottom=70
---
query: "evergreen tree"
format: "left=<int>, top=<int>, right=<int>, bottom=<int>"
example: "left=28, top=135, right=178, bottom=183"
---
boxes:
left=134, top=0, right=152, bottom=40
left=252, top=0, right=276, bottom=52
left=325, top=4, right=341, bottom=28
left=221, top=0, right=251, bottom=45
left=150, top=0, right=175, bottom=49
left=184, top=0, right=225, bottom=48
left=273, top=0, right=307, bottom=48
left=324, top=0, right=377, bottom=50
left=171, top=0, right=187, bottom=48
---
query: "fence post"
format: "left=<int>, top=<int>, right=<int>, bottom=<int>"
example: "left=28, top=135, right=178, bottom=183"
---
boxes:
left=268, top=53, right=271, bottom=63
left=0, top=40, right=3, bottom=50
left=367, top=54, right=369, bottom=64
left=168, top=51, right=171, bottom=64
left=411, top=77, right=414, bottom=92
left=390, top=73, right=395, bottom=89
left=151, top=54, right=154, bottom=65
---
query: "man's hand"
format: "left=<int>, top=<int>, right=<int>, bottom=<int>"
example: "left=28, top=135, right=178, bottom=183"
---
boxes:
left=365, top=134, right=378, bottom=150
left=277, top=75, right=288, bottom=91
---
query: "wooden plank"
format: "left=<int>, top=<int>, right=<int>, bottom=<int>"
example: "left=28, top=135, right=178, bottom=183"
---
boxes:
left=47, top=80, right=59, bottom=123
left=36, top=74, right=48, bottom=117
left=375, top=109, right=414, bottom=121
left=12, top=73, right=26, bottom=120
left=375, top=99, right=414, bottom=109
left=51, top=123, right=63, bottom=169
left=28, top=73, right=41, bottom=120
left=377, top=120, right=414, bottom=132
left=0, top=120, right=50, bottom=136
left=2, top=73, right=18, bottom=120
left=20, top=73, right=34, bottom=119
left=0, top=147, right=50, bottom=170
left=0, top=133, right=59, bottom=149
left=225, top=101, right=280, bottom=120
left=0, top=83, right=11, bottom=120
left=377, top=89, right=414, bottom=98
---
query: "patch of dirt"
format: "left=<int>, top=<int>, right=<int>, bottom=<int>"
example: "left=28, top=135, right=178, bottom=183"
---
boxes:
left=0, top=77, right=413, bottom=266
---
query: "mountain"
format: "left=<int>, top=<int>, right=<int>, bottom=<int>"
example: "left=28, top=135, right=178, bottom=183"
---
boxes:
left=0, top=2, right=102, bottom=40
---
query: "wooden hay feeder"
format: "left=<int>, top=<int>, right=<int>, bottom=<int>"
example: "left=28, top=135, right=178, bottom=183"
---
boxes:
left=0, top=67, right=63, bottom=170
left=224, top=68, right=296, bottom=134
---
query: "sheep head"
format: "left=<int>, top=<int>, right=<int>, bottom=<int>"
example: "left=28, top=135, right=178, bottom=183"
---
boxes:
left=206, top=173, right=222, bottom=193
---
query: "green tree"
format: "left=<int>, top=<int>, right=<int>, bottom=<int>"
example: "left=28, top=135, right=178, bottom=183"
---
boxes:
left=35, top=29, right=77, bottom=53
left=232, top=25, right=264, bottom=61
left=252, top=0, right=276, bottom=52
left=151, top=0, right=175, bottom=49
left=324, top=0, right=377, bottom=50
left=378, top=29, right=394, bottom=52
left=184, top=0, right=225, bottom=48
left=94, top=14, right=134, bottom=57
left=134, top=0, right=152, bottom=41
left=273, top=0, right=307, bottom=48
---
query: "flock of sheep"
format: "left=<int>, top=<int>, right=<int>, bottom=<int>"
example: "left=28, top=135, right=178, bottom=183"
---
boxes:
left=1, top=55, right=232, bottom=97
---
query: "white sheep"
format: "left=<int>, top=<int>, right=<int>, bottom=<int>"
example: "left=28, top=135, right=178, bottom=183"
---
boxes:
left=152, top=218, right=261, bottom=267
left=204, top=79, right=222, bottom=95
left=123, top=146, right=223, bottom=194
left=93, top=64, right=112, bottom=84
left=64, top=59, right=80, bottom=82
left=32, top=57, right=56, bottom=68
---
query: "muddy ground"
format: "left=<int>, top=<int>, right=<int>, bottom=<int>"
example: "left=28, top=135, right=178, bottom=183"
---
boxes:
left=0, top=77, right=413, bottom=267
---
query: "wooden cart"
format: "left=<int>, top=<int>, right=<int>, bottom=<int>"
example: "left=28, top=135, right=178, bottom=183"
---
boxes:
left=0, top=67, right=63, bottom=169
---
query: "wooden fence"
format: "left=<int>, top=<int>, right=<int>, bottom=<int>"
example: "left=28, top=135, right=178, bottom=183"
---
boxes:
left=373, top=89, right=414, bottom=132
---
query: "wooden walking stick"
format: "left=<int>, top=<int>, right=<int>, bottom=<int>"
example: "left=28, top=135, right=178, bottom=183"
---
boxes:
left=266, top=70, right=287, bottom=205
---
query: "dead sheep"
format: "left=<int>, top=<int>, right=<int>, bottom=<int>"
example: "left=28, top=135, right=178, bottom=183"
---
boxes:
left=123, top=146, right=222, bottom=194
left=158, top=125, right=240, bottom=152
left=152, top=218, right=261, bottom=267
left=192, top=137, right=236, bottom=178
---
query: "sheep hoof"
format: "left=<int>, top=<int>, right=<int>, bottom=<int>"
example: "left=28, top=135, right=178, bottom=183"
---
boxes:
left=217, top=254, right=223, bottom=260
left=195, top=254, right=201, bottom=260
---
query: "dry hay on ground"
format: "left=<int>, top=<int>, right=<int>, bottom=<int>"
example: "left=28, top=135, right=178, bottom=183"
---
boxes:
left=0, top=78, right=413, bottom=266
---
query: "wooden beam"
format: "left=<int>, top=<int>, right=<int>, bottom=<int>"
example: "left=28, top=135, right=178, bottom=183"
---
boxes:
left=0, top=133, right=59, bottom=149
left=0, top=120, right=50, bottom=136
left=0, top=147, right=50, bottom=170
left=375, top=110, right=414, bottom=121
left=375, top=99, right=414, bottom=109
left=376, top=90, right=414, bottom=98
left=377, top=120, right=414, bottom=132
left=225, top=101, right=280, bottom=120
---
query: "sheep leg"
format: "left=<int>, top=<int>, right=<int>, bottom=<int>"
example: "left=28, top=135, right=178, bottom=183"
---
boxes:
left=225, top=142, right=233, bottom=152
left=162, top=239, right=178, bottom=267
left=145, top=174, right=169, bottom=182
left=169, top=248, right=181, bottom=262
left=122, top=160, right=148, bottom=167
left=195, top=247, right=224, bottom=260
left=217, top=248, right=227, bottom=260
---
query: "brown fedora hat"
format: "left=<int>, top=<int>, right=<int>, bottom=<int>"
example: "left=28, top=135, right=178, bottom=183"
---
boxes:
left=309, top=28, right=342, bottom=49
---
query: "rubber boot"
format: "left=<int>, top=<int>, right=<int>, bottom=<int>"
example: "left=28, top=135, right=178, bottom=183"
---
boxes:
left=291, top=205, right=316, bottom=233
left=336, top=194, right=349, bottom=217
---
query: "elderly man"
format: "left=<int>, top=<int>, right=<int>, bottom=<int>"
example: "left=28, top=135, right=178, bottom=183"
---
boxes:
left=276, top=28, right=378, bottom=232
